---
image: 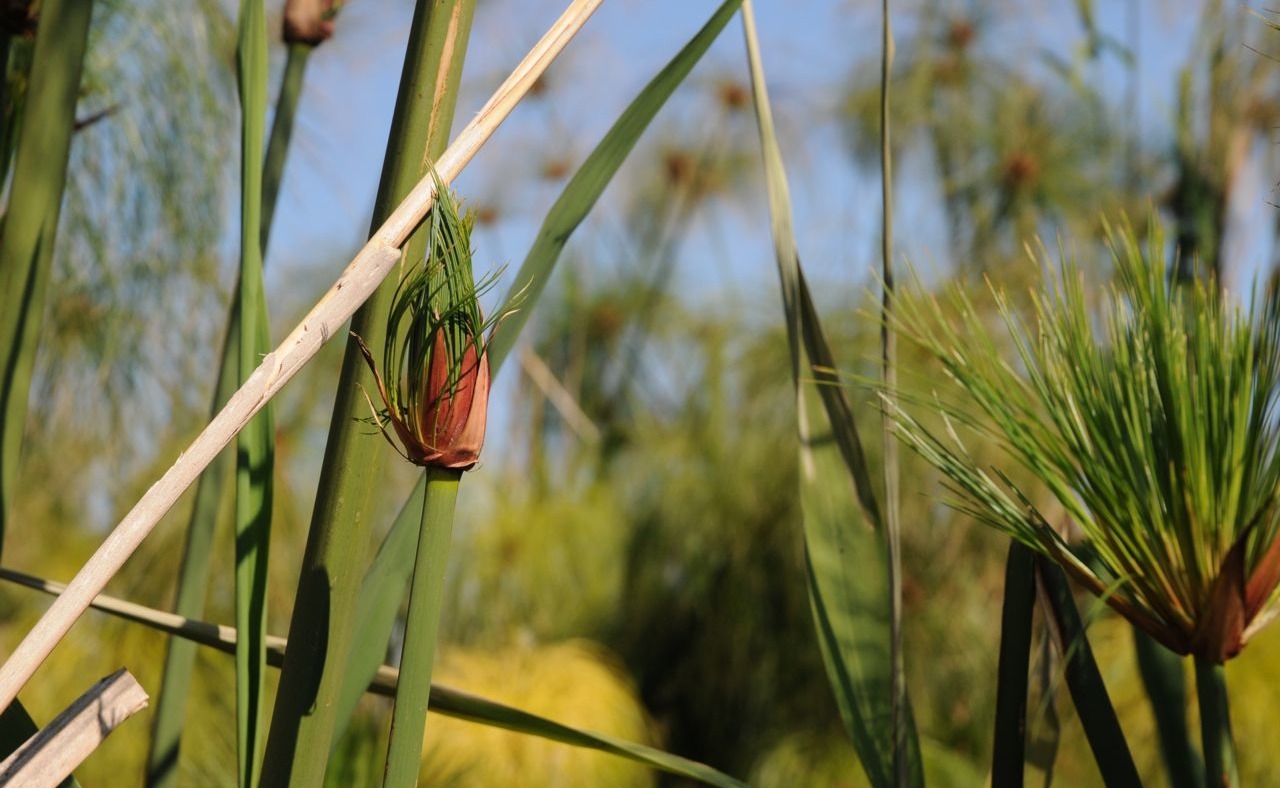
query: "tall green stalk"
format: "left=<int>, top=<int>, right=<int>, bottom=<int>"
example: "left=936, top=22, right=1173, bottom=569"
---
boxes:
left=1195, top=657, right=1239, bottom=788
left=0, top=0, right=93, bottom=771
left=0, top=0, right=93, bottom=557
left=382, top=467, right=460, bottom=786
left=145, top=40, right=313, bottom=788
left=261, top=2, right=476, bottom=783
left=1036, top=557, right=1141, bottom=786
left=991, top=542, right=1035, bottom=787
left=877, top=2, right=906, bottom=785
left=233, top=0, right=273, bottom=784
left=1134, top=629, right=1203, bottom=788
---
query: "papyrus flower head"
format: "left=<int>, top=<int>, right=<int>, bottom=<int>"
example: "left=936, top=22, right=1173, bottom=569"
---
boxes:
left=887, top=220, right=1280, bottom=662
left=356, top=175, right=498, bottom=471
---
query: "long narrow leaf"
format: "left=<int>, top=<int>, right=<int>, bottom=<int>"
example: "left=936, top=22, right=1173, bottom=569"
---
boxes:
left=0, top=567, right=746, bottom=788
left=146, top=39, right=313, bottom=788
left=233, top=1, right=273, bottom=785
left=1036, top=556, right=1142, bottom=786
left=336, top=0, right=746, bottom=737
left=992, top=542, right=1036, bottom=787
left=0, top=0, right=93, bottom=555
left=875, top=2, right=907, bottom=783
left=0, top=0, right=94, bottom=775
left=740, top=2, right=921, bottom=785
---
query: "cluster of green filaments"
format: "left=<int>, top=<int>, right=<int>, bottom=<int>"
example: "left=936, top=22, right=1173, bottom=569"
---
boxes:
left=886, top=218, right=1280, bottom=657
left=379, top=173, right=501, bottom=429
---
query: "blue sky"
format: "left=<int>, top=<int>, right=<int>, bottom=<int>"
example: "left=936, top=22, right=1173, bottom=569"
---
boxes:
left=222, top=0, right=1280, bottom=497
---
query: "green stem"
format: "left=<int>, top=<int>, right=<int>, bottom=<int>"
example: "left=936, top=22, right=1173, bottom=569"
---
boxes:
left=260, top=43, right=311, bottom=254
left=0, top=2, right=92, bottom=775
left=991, top=542, right=1035, bottom=787
left=146, top=38, right=313, bottom=788
left=1194, top=656, right=1239, bottom=788
left=877, top=1, right=906, bottom=785
left=1135, top=629, right=1202, bottom=788
left=260, top=1, right=475, bottom=783
left=1035, top=556, right=1141, bottom=787
left=382, top=467, right=461, bottom=787
left=0, top=0, right=94, bottom=557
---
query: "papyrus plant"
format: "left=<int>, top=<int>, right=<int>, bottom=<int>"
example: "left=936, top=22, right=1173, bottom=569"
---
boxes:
left=887, top=220, right=1280, bottom=665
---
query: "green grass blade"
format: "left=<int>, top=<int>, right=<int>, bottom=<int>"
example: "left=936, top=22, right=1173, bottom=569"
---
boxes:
left=233, top=0, right=273, bottom=785
left=1036, top=556, right=1142, bottom=786
left=1194, top=657, right=1239, bottom=788
left=146, top=37, right=313, bottom=788
left=381, top=468, right=460, bottom=787
left=1133, top=629, right=1203, bottom=788
left=875, top=3, right=907, bottom=784
left=337, top=0, right=744, bottom=741
left=740, top=2, right=920, bottom=784
left=992, top=541, right=1036, bottom=787
left=260, top=43, right=310, bottom=256
left=0, top=0, right=93, bottom=773
left=145, top=324, right=238, bottom=788
left=0, top=566, right=745, bottom=788
left=0, top=0, right=93, bottom=560
left=261, top=2, right=477, bottom=783
left=485, top=0, right=744, bottom=370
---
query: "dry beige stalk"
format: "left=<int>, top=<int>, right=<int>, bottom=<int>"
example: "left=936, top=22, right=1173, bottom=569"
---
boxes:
left=0, top=0, right=604, bottom=714
left=0, top=669, right=148, bottom=787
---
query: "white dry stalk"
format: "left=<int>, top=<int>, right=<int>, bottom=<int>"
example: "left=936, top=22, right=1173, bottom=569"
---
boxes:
left=0, top=669, right=149, bottom=787
left=0, top=0, right=604, bottom=713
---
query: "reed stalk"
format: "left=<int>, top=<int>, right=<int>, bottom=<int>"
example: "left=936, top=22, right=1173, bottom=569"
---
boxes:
left=232, top=0, right=273, bottom=784
left=877, top=2, right=906, bottom=784
left=146, top=35, right=316, bottom=788
left=382, top=467, right=461, bottom=786
left=0, top=0, right=93, bottom=774
left=0, top=0, right=94, bottom=556
left=336, top=1, right=745, bottom=742
left=991, top=542, right=1035, bottom=787
left=1195, top=657, right=1239, bottom=788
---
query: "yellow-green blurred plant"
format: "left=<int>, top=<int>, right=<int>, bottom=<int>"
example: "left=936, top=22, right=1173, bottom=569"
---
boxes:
left=420, top=640, right=655, bottom=788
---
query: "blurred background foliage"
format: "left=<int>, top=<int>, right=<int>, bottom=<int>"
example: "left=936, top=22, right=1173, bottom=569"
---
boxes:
left=4, top=0, right=1280, bottom=785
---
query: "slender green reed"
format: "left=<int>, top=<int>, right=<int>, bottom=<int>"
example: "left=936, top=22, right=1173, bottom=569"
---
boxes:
left=742, top=1, right=921, bottom=783
left=1036, top=556, right=1141, bottom=785
left=0, top=0, right=94, bottom=772
left=1133, top=629, right=1202, bottom=787
left=146, top=34, right=315, bottom=788
left=1195, top=657, right=1239, bottom=788
left=0, top=0, right=94, bottom=557
left=232, top=0, right=273, bottom=784
left=876, top=2, right=907, bottom=784
left=992, top=542, right=1035, bottom=787
left=382, top=468, right=461, bottom=786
